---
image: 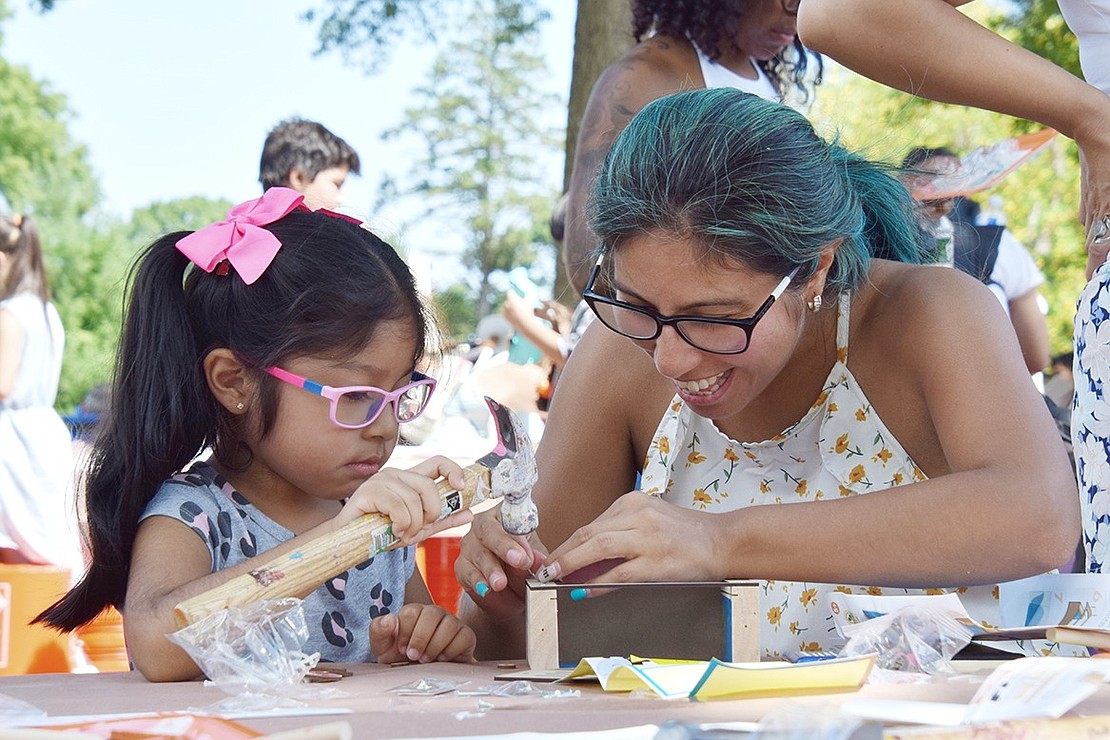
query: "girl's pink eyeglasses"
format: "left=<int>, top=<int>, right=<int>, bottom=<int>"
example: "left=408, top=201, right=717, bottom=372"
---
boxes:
left=265, top=367, right=436, bottom=429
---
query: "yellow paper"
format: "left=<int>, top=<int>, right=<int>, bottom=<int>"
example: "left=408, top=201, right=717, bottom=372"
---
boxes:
left=690, top=655, right=876, bottom=700
left=563, top=654, right=876, bottom=700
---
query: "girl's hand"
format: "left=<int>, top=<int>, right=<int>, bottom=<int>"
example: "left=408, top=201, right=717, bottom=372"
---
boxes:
left=369, top=603, right=476, bottom=663
left=455, top=504, right=546, bottom=620
left=338, top=456, right=473, bottom=543
left=536, top=492, right=723, bottom=592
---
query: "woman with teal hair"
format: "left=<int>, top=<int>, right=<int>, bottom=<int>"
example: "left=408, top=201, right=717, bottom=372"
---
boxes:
left=457, top=88, right=1078, bottom=658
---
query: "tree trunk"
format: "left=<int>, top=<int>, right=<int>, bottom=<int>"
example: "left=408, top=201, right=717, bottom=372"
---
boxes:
left=553, top=0, right=634, bottom=307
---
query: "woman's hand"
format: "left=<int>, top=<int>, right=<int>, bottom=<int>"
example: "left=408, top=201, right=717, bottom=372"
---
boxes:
left=1076, top=101, right=1110, bottom=278
left=369, top=603, right=476, bottom=663
left=338, top=456, right=472, bottom=543
left=455, top=505, right=546, bottom=620
left=536, top=493, right=725, bottom=593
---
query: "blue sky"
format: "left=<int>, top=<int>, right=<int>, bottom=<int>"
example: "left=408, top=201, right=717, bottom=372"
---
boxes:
left=4, top=1, right=575, bottom=287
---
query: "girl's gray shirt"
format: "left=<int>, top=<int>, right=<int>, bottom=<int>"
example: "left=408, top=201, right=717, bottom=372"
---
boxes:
left=141, top=460, right=415, bottom=663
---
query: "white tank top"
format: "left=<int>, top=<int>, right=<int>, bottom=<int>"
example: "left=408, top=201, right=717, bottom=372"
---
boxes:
left=695, top=45, right=779, bottom=101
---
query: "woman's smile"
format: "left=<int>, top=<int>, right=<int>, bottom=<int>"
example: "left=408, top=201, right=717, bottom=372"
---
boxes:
left=674, top=368, right=734, bottom=406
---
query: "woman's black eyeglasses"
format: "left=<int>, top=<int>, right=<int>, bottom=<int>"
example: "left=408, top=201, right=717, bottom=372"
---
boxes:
left=582, top=254, right=799, bottom=355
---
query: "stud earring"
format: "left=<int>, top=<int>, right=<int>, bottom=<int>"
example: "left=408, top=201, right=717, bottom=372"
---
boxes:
left=235, top=402, right=245, bottom=411
left=807, top=294, right=823, bottom=312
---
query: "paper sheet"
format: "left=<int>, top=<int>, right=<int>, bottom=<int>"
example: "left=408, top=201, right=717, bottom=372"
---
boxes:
left=911, top=129, right=1057, bottom=200
left=561, top=654, right=876, bottom=700
left=841, top=657, right=1110, bottom=726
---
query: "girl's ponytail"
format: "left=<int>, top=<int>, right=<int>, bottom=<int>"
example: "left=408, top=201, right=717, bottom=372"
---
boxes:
left=36, top=234, right=213, bottom=630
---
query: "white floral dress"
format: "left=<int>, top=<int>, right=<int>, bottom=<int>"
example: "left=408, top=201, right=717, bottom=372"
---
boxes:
left=639, top=292, right=1019, bottom=659
left=1075, top=263, right=1110, bottom=573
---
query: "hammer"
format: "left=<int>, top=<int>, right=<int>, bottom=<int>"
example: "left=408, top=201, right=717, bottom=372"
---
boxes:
left=172, top=397, right=538, bottom=627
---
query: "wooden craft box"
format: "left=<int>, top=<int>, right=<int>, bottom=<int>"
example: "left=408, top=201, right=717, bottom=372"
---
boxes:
left=525, top=579, right=760, bottom=670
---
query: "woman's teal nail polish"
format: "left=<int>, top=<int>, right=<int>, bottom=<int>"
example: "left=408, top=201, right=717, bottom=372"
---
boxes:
left=570, top=588, right=588, bottom=601
left=475, top=581, right=490, bottom=597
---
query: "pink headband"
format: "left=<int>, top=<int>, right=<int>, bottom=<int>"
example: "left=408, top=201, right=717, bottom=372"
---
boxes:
left=175, top=187, right=307, bottom=285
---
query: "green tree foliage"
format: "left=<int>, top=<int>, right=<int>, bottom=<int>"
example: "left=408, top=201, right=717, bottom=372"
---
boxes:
left=808, top=2, right=1085, bottom=358
left=125, top=196, right=233, bottom=247
left=432, top=282, right=479, bottom=342
left=379, top=0, right=562, bottom=324
left=1000, top=0, right=1081, bottom=79
left=307, top=0, right=452, bottom=72
left=47, top=197, right=232, bottom=411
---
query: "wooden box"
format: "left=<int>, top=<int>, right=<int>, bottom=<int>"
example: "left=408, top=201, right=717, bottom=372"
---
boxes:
left=525, top=579, right=760, bottom=670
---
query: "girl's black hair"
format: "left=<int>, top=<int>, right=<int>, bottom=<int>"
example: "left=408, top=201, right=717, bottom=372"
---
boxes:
left=631, top=0, right=822, bottom=101
left=35, top=209, right=430, bottom=631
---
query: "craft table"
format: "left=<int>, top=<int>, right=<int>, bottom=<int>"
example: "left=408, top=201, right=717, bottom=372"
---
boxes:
left=2, top=660, right=1110, bottom=738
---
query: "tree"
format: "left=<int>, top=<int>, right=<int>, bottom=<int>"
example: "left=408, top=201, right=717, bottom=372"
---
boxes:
left=379, top=0, right=562, bottom=320
left=308, top=1, right=632, bottom=309
left=553, top=1, right=633, bottom=305
left=307, top=0, right=452, bottom=73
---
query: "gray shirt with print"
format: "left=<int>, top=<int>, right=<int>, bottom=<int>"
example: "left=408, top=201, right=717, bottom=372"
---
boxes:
left=140, top=461, right=415, bottom=663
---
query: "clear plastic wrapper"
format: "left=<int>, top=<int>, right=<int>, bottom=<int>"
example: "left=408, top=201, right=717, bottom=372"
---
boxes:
left=455, top=681, right=581, bottom=699
left=387, top=678, right=470, bottom=696
left=166, top=598, right=344, bottom=710
left=838, top=605, right=973, bottom=676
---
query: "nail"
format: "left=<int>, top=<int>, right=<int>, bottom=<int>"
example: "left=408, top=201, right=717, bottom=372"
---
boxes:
left=536, top=563, right=560, bottom=583
left=570, top=588, right=588, bottom=601
left=506, top=549, right=526, bottom=568
left=407, top=648, right=420, bottom=661
left=475, top=581, right=490, bottom=598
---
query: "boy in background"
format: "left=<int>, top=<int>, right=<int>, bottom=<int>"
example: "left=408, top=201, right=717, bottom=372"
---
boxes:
left=258, top=118, right=360, bottom=211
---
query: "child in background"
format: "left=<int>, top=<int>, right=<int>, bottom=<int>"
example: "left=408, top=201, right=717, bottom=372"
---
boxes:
left=0, top=213, right=82, bottom=572
left=36, top=188, right=477, bottom=681
left=258, top=118, right=361, bottom=211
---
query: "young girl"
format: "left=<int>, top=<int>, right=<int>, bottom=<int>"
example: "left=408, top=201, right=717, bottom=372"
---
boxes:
left=0, top=213, right=82, bottom=572
left=37, top=188, right=477, bottom=681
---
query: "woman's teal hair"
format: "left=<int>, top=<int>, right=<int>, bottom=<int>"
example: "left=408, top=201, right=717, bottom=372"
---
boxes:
left=587, top=88, right=932, bottom=294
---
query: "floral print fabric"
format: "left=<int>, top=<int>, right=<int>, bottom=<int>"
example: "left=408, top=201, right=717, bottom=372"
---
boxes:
left=1075, top=264, right=1110, bottom=573
left=141, top=461, right=416, bottom=663
left=639, top=292, right=1017, bottom=659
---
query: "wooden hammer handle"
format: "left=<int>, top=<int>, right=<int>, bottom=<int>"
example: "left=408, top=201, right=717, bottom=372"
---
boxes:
left=173, top=463, right=491, bottom=626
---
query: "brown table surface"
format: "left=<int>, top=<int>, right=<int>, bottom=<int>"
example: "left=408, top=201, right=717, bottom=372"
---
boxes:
left=2, top=659, right=1109, bottom=738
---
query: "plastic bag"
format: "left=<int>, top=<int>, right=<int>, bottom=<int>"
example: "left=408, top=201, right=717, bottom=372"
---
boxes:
left=166, top=598, right=343, bottom=709
left=838, top=605, right=973, bottom=676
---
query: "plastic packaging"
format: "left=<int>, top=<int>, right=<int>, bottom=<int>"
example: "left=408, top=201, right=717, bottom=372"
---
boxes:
left=166, top=598, right=342, bottom=709
left=837, top=605, right=973, bottom=676
left=386, top=678, right=470, bottom=696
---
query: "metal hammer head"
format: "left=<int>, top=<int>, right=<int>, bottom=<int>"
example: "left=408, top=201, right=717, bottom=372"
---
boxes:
left=477, top=397, right=538, bottom=535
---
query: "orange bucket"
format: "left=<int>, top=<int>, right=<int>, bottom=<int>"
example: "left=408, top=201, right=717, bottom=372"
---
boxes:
left=0, top=564, right=73, bottom=674
left=416, top=537, right=463, bottom=614
left=76, top=606, right=129, bottom=672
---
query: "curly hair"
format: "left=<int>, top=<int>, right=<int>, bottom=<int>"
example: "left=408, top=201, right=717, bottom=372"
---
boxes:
left=631, top=0, right=821, bottom=100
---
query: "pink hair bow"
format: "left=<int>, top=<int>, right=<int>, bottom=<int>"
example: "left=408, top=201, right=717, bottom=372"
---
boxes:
left=175, top=187, right=306, bottom=285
